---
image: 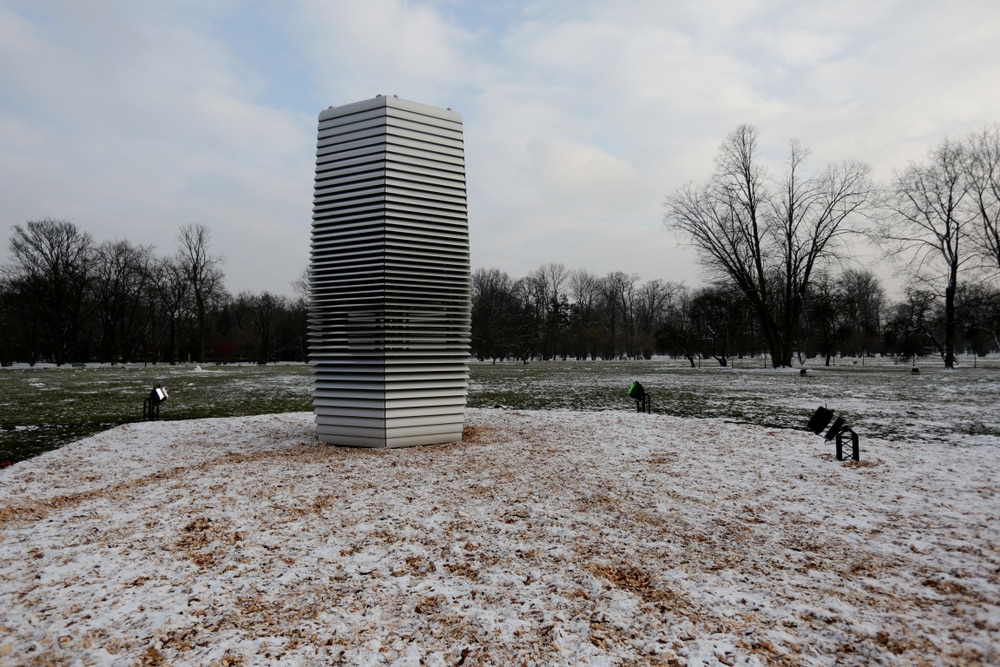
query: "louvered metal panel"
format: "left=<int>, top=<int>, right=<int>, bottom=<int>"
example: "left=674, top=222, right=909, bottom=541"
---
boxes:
left=309, top=96, right=470, bottom=448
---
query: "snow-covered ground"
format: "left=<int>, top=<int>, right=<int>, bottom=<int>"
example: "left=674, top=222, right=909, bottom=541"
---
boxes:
left=0, top=409, right=997, bottom=666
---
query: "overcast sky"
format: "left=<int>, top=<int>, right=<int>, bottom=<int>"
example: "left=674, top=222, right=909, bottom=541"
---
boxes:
left=2, top=1, right=999, bottom=297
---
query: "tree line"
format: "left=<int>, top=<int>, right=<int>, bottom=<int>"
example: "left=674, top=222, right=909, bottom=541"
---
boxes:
left=3, top=124, right=998, bottom=368
left=469, top=263, right=1000, bottom=365
left=0, top=221, right=308, bottom=366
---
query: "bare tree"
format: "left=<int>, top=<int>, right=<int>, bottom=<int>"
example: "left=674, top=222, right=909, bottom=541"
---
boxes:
left=664, top=125, right=874, bottom=366
left=600, top=271, right=639, bottom=358
left=93, top=239, right=155, bottom=364
left=175, top=224, right=225, bottom=363
left=292, top=267, right=311, bottom=301
left=568, top=269, right=602, bottom=359
left=470, top=268, right=515, bottom=361
left=660, top=284, right=700, bottom=367
left=837, top=268, right=885, bottom=361
left=968, top=122, right=1000, bottom=268
left=154, top=256, right=190, bottom=364
left=634, top=279, right=678, bottom=359
left=883, top=289, right=940, bottom=361
left=690, top=284, right=744, bottom=366
left=876, top=138, right=974, bottom=368
left=569, top=269, right=601, bottom=312
left=539, top=262, right=568, bottom=304
left=526, top=263, right=569, bottom=359
left=233, top=291, right=285, bottom=363
left=956, top=282, right=1000, bottom=356
left=771, top=144, right=874, bottom=362
left=3, top=219, right=95, bottom=364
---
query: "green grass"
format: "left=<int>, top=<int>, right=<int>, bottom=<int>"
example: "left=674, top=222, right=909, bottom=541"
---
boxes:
left=468, top=358, right=1000, bottom=446
left=0, top=364, right=313, bottom=463
left=2, top=357, right=998, bottom=464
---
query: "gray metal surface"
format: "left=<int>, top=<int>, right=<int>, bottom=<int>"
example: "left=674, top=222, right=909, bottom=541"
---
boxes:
left=310, top=96, right=470, bottom=447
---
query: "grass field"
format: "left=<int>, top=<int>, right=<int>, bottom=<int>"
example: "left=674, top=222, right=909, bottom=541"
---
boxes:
left=0, top=364, right=313, bottom=463
left=2, top=357, right=998, bottom=463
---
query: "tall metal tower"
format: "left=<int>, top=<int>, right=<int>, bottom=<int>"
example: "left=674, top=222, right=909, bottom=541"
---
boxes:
left=309, top=96, right=471, bottom=447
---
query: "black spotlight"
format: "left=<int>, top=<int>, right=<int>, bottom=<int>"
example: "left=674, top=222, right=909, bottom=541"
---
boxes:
left=806, top=406, right=860, bottom=461
left=824, top=416, right=846, bottom=440
left=628, top=381, right=650, bottom=414
left=143, top=384, right=169, bottom=421
left=806, top=406, right=834, bottom=434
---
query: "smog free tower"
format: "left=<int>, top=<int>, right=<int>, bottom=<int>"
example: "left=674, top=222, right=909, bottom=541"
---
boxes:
left=309, top=96, right=471, bottom=447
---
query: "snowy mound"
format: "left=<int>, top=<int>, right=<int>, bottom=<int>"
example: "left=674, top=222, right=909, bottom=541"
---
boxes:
left=0, top=409, right=996, bottom=665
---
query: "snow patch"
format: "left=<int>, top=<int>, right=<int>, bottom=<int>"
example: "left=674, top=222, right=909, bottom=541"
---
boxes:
left=0, top=409, right=997, bottom=665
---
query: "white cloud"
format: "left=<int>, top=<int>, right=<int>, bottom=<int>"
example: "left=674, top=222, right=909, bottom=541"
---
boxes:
left=768, top=29, right=851, bottom=67
left=288, top=0, right=480, bottom=105
left=0, top=2, right=316, bottom=293
left=526, top=138, right=643, bottom=205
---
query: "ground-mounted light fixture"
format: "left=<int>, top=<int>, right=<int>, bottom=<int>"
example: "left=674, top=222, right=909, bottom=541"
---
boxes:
left=143, top=384, right=168, bottom=421
left=628, top=381, right=651, bottom=414
left=806, top=406, right=860, bottom=461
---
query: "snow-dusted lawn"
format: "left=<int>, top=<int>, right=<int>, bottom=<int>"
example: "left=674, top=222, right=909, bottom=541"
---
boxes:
left=1, top=409, right=997, bottom=666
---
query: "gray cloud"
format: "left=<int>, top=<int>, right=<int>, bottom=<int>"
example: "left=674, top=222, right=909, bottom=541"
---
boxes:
left=2, top=0, right=999, bottom=296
